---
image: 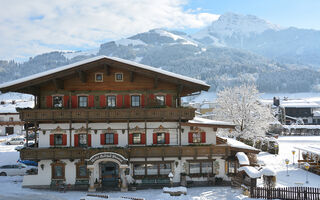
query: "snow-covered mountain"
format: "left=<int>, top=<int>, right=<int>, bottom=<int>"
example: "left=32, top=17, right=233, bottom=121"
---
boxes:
left=1, top=13, right=320, bottom=93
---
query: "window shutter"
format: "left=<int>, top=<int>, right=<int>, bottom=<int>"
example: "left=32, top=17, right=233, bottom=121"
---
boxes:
left=114, top=133, right=118, bottom=145
left=100, top=95, right=106, bottom=108
left=116, top=95, right=122, bottom=108
left=129, top=134, right=133, bottom=145
left=62, top=134, right=67, bottom=145
left=63, top=96, right=69, bottom=108
left=74, top=134, right=79, bottom=147
left=100, top=134, right=105, bottom=145
left=166, top=94, right=172, bottom=107
left=46, top=96, right=52, bottom=108
left=50, top=134, right=54, bottom=146
left=201, top=132, right=206, bottom=143
left=124, top=95, right=130, bottom=108
left=153, top=133, right=157, bottom=144
left=141, top=94, right=145, bottom=108
left=88, top=134, right=92, bottom=147
left=165, top=133, right=170, bottom=144
left=149, top=94, right=155, bottom=100
left=88, top=95, right=94, bottom=107
left=141, top=133, right=146, bottom=144
left=188, top=132, right=193, bottom=143
left=71, top=95, right=78, bottom=108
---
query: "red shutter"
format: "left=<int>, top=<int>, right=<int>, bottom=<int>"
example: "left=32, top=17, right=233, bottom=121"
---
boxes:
left=129, top=134, right=133, bottom=145
left=116, top=95, right=123, bottom=108
left=74, top=134, right=79, bottom=147
left=153, top=133, right=157, bottom=144
left=50, top=134, right=54, bottom=146
left=63, top=96, right=69, bottom=108
left=88, top=134, right=92, bottom=147
left=114, top=133, right=118, bottom=145
left=46, top=96, right=52, bottom=108
left=141, top=133, right=146, bottom=144
left=166, top=94, right=172, bottom=107
left=100, top=134, right=105, bottom=145
left=201, top=132, right=206, bottom=143
left=188, top=132, right=193, bottom=143
left=62, top=134, right=67, bottom=145
left=88, top=95, right=94, bottom=108
left=71, top=95, right=78, bottom=108
left=149, top=94, right=155, bottom=100
left=141, top=94, right=145, bottom=108
left=124, top=95, right=130, bottom=108
left=100, top=95, right=106, bottom=108
left=165, top=133, right=170, bottom=144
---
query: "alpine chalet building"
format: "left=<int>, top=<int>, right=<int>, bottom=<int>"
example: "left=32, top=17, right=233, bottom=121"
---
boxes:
left=0, top=56, right=258, bottom=191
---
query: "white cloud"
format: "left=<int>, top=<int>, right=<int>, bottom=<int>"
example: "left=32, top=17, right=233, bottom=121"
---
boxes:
left=0, top=0, right=219, bottom=61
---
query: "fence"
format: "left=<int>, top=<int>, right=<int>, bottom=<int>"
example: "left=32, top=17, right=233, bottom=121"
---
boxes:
left=250, top=187, right=320, bottom=200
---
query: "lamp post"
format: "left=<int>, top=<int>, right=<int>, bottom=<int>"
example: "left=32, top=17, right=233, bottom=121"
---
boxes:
left=168, top=172, right=174, bottom=188
left=292, top=150, right=296, bottom=165
left=274, top=143, right=278, bottom=156
left=305, top=163, right=310, bottom=184
left=285, top=159, right=289, bottom=176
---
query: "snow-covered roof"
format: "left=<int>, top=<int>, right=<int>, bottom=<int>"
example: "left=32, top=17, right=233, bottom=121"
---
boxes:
left=294, top=145, right=320, bottom=156
left=238, top=166, right=261, bottom=178
left=0, top=56, right=209, bottom=90
left=283, top=125, right=320, bottom=130
left=280, top=99, right=319, bottom=108
left=260, top=167, right=276, bottom=176
left=188, top=117, right=235, bottom=126
left=0, top=100, right=34, bottom=113
left=223, top=137, right=258, bottom=151
left=313, top=111, right=320, bottom=117
left=236, top=152, right=250, bottom=165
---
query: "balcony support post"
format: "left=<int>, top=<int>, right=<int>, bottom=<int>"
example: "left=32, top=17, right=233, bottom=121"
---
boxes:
left=69, top=121, right=72, bottom=147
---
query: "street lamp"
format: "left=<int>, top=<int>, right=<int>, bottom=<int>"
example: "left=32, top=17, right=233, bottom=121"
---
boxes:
left=292, top=150, right=296, bottom=165
left=305, top=163, right=310, bottom=184
left=285, top=159, right=289, bottom=176
left=274, top=143, right=278, bottom=156
left=168, top=172, right=174, bottom=188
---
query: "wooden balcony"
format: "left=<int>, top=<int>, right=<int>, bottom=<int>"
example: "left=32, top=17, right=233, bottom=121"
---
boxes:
left=19, top=145, right=230, bottom=161
left=18, top=107, right=195, bottom=122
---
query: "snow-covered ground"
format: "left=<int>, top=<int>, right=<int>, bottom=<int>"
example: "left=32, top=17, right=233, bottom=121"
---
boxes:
left=0, top=136, right=319, bottom=199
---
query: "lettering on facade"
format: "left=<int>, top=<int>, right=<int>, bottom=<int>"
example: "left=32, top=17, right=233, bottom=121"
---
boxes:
left=89, top=152, right=128, bottom=164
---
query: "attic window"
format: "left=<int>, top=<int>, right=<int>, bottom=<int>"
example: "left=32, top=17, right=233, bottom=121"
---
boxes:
left=95, top=73, right=103, bottom=82
left=115, top=73, right=123, bottom=82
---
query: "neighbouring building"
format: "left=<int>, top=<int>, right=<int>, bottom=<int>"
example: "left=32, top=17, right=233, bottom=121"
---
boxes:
left=0, top=56, right=259, bottom=191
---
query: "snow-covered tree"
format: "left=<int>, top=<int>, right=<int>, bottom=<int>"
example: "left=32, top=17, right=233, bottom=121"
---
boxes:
left=214, top=84, right=274, bottom=138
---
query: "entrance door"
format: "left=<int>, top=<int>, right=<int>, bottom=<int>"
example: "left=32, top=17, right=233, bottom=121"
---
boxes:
left=100, top=162, right=119, bottom=188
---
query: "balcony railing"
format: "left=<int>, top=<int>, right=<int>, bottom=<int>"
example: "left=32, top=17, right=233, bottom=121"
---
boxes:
left=19, top=145, right=229, bottom=161
left=19, top=107, right=195, bottom=122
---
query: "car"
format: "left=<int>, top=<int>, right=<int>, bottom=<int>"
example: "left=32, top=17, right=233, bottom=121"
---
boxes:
left=0, top=163, right=30, bottom=176
left=18, top=159, right=38, bottom=167
left=6, top=137, right=25, bottom=145
left=14, top=141, right=36, bottom=151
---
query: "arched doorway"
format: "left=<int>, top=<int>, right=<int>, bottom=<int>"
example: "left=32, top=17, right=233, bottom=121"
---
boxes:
left=99, top=161, right=119, bottom=188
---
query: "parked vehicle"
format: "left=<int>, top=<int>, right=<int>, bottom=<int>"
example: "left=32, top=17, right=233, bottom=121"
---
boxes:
left=18, top=159, right=38, bottom=167
left=14, top=141, right=36, bottom=151
left=0, top=163, right=30, bottom=176
left=6, top=137, right=25, bottom=145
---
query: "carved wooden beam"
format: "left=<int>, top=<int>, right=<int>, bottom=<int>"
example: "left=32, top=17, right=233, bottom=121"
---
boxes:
left=154, top=75, right=158, bottom=89
left=53, top=78, right=64, bottom=90
left=104, top=64, right=111, bottom=76
left=78, top=71, right=86, bottom=83
left=130, top=71, right=134, bottom=82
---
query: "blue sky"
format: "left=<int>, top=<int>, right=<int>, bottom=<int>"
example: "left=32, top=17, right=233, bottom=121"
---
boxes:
left=0, top=0, right=319, bottom=61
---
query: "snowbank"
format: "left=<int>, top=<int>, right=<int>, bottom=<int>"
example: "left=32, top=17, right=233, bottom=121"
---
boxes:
left=260, top=167, right=276, bottom=176
left=163, top=186, right=187, bottom=193
left=236, top=152, right=250, bottom=165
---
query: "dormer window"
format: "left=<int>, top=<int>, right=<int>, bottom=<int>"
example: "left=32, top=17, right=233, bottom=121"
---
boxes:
left=115, top=73, right=123, bottom=82
left=95, top=73, right=103, bottom=82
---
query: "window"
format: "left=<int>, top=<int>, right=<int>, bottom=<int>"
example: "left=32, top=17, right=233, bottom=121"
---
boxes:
left=54, top=134, right=63, bottom=145
left=228, top=161, right=236, bottom=174
left=53, top=96, right=63, bottom=108
left=159, top=163, right=171, bottom=175
left=133, top=163, right=145, bottom=175
left=107, top=96, right=116, bottom=108
left=189, top=163, right=200, bottom=174
left=9, top=117, right=14, bottom=122
left=78, top=96, right=88, bottom=108
left=201, top=162, right=213, bottom=174
left=193, top=132, right=201, bottom=143
left=157, top=133, right=165, bottom=144
left=133, top=133, right=141, bottom=144
left=115, top=73, right=123, bottom=82
left=147, top=164, right=158, bottom=175
left=189, top=161, right=213, bottom=175
left=77, top=165, right=88, bottom=178
left=155, top=95, right=165, bottom=106
left=78, top=134, right=87, bottom=147
left=95, top=73, right=103, bottom=82
left=52, top=163, right=65, bottom=180
left=131, top=95, right=140, bottom=107
left=105, top=133, right=114, bottom=144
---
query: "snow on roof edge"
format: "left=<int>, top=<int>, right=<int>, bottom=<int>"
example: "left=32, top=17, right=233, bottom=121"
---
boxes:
left=236, top=152, right=250, bottom=165
left=0, top=56, right=209, bottom=89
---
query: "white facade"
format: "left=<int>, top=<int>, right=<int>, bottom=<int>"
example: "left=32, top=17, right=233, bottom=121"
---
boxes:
left=0, top=113, right=24, bottom=136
